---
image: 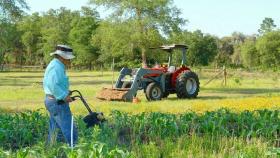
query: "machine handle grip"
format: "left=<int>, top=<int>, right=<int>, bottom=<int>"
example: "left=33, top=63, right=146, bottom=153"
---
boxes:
left=70, top=90, right=93, bottom=114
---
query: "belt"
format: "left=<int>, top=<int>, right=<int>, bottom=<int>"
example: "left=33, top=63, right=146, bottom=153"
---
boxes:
left=46, top=94, right=65, bottom=104
left=46, top=94, right=55, bottom=99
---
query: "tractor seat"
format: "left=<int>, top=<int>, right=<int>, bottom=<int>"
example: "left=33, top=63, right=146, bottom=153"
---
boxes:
left=168, top=66, right=176, bottom=73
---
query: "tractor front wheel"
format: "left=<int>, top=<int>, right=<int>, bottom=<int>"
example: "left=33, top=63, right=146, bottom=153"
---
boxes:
left=176, top=71, right=200, bottom=99
left=145, top=82, right=163, bottom=101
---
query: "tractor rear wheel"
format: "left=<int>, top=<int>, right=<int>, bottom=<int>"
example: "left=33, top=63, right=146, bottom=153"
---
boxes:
left=145, top=82, right=163, bottom=101
left=176, top=71, right=199, bottom=99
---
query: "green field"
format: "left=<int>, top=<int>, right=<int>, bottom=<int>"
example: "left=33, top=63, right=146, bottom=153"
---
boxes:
left=0, top=69, right=280, bottom=157
left=0, top=69, right=280, bottom=114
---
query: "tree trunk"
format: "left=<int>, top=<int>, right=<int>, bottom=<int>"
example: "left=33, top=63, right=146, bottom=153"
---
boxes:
left=141, top=47, right=147, bottom=67
left=0, top=51, right=6, bottom=71
left=89, top=62, right=92, bottom=70
left=136, top=7, right=147, bottom=68
left=28, top=47, right=32, bottom=65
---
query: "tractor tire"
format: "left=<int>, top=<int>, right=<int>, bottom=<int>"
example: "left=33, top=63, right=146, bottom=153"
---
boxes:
left=162, top=92, right=169, bottom=98
left=176, top=71, right=200, bottom=99
left=163, top=73, right=171, bottom=98
left=145, top=82, right=163, bottom=101
left=122, top=82, right=131, bottom=88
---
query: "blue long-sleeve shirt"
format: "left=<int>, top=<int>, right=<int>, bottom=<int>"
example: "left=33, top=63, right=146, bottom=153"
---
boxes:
left=43, top=58, right=69, bottom=100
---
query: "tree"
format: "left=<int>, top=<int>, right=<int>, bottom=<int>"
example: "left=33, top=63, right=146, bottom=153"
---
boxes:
left=258, top=17, right=277, bottom=35
left=92, top=21, right=136, bottom=68
left=0, top=0, right=29, bottom=69
left=17, top=13, right=42, bottom=65
left=89, top=0, right=185, bottom=67
left=231, top=32, right=246, bottom=66
left=0, top=20, right=22, bottom=69
left=240, top=37, right=258, bottom=68
left=256, top=31, right=280, bottom=68
left=0, top=0, right=29, bottom=20
left=39, top=8, right=80, bottom=62
left=170, top=30, right=218, bottom=66
left=92, top=20, right=164, bottom=69
left=215, top=37, right=234, bottom=66
left=69, top=7, right=99, bottom=70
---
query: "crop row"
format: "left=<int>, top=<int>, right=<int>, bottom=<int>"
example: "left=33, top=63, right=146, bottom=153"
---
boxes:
left=0, top=109, right=279, bottom=153
left=109, top=109, right=280, bottom=145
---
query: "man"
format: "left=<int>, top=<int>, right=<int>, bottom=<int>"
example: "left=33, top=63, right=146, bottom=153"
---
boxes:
left=43, top=44, right=78, bottom=146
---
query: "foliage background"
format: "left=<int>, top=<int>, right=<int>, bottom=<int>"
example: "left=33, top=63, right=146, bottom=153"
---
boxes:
left=1, top=1, right=280, bottom=70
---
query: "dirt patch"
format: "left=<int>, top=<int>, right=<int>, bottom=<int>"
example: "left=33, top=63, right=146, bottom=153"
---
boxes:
left=96, top=88, right=129, bottom=101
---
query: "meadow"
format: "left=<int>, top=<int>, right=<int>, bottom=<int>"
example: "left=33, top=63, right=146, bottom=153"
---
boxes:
left=0, top=68, right=280, bottom=157
left=0, top=68, right=280, bottom=114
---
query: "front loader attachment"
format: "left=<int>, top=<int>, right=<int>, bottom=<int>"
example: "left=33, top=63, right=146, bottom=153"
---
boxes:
left=96, top=67, right=164, bottom=102
left=96, top=68, right=135, bottom=102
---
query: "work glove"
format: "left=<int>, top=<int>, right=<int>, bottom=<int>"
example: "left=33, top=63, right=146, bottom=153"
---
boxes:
left=65, top=95, right=73, bottom=103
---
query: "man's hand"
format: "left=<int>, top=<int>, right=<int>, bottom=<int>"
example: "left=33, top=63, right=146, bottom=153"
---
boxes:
left=65, top=95, right=73, bottom=103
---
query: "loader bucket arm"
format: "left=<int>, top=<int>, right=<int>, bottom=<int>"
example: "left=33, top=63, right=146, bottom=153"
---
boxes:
left=115, top=68, right=132, bottom=88
left=96, top=68, right=164, bottom=102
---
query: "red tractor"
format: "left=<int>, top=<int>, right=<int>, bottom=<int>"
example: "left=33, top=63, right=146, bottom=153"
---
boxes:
left=97, top=44, right=200, bottom=101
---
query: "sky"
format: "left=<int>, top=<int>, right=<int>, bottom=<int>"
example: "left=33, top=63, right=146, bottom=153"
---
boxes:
left=25, top=0, right=280, bottom=37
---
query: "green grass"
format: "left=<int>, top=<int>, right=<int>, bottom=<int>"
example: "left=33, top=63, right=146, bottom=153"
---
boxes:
left=0, top=69, right=280, bottom=115
left=131, top=135, right=274, bottom=158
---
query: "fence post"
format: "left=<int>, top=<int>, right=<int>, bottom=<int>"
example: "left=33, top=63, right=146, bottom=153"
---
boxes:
left=112, top=58, right=115, bottom=89
left=101, top=64, right=103, bottom=77
left=223, top=65, right=227, bottom=86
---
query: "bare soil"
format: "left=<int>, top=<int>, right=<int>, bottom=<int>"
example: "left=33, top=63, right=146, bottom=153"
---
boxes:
left=96, top=88, right=129, bottom=101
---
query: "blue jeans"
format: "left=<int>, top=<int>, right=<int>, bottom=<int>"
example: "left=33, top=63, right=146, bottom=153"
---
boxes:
left=44, top=96, right=78, bottom=146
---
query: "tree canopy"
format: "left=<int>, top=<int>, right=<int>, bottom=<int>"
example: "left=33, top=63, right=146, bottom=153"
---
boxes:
left=0, top=1, right=279, bottom=71
left=89, top=0, right=185, bottom=66
left=0, top=0, right=28, bottom=69
left=0, top=0, right=29, bottom=20
left=258, top=17, right=277, bottom=35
